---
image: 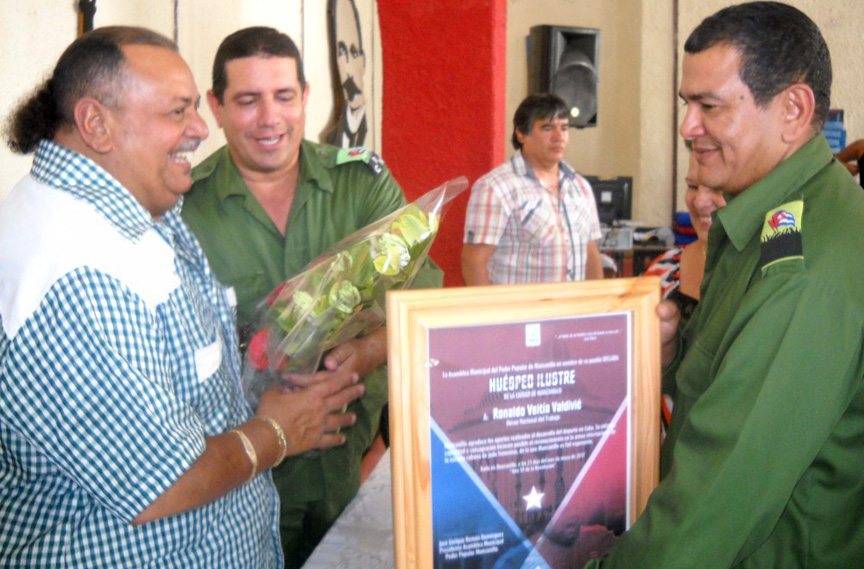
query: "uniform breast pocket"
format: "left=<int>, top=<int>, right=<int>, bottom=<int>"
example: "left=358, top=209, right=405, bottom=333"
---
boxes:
left=518, top=198, right=556, bottom=245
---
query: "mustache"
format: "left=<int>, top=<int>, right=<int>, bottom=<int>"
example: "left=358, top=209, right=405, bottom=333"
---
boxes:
left=174, top=140, right=202, bottom=153
left=341, top=76, right=363, bottom=101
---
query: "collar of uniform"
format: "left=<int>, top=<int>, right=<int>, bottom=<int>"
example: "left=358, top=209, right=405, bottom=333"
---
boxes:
left=31, top=139, right=156, bottom=241
left=195, top=146, right=250, bottom=202
left=200, top=141, right=336, bottom=203
left=510, top=149, right=576, bottom=182
left=716, top=134, right=833, bottom=252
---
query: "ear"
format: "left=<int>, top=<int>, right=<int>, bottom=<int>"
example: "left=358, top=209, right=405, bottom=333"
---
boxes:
left=74, top=98, right=113, bottom=154
left=300, top=82, right=311, bottom=112
left=206, top=90, right=223, bottom=128
left=515, top=128, right=528, bottom=146
left=779, top=83, right=816, bottom=143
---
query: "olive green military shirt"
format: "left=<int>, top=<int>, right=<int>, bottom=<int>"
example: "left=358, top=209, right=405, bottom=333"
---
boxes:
left=590, top=135, right=864, bottom=568
left=182, top=140, right=442, bottom=514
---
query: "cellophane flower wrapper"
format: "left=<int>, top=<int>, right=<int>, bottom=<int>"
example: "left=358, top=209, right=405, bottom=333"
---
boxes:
left=241, top=176, right=468, bottom=406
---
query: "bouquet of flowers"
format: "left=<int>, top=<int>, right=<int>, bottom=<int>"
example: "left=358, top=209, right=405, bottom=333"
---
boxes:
left=241, top=177, right=467, bottom=405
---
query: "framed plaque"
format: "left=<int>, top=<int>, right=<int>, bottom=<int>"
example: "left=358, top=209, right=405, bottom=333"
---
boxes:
left=387, top=278, right=660, bottom=569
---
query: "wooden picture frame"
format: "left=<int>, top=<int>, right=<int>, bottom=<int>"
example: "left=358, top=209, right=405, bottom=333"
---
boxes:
left=387, top=277, right=660, bottom=569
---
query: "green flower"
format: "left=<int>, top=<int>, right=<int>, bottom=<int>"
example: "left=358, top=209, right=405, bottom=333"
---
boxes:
left=372, top=233, right=411, bottom=276
left=328, top=280, right=361, bottom=315
left=392, top=206, right=435, bottom=248
left=274, top=289, right=314, bottom=331
left=292, top=290, right=315, bottom=314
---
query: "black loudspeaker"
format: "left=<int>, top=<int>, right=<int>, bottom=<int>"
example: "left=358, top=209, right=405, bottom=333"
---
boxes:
left=529, top=25, right=600, bottom=128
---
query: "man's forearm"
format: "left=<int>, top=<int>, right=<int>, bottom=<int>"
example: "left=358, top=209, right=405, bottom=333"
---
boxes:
left=132, top=420, right=282, bottom=525
left=133, top=372, right=365, bottom=525
left=461, top=243, right=495, bottom=286
left=463, top=264, right=492, bottom=286
left=585, top=240, right=604, bottom=280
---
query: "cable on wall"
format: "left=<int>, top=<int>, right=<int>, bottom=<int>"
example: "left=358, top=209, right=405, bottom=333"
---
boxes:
left=173, top=0, right=180, bottom=44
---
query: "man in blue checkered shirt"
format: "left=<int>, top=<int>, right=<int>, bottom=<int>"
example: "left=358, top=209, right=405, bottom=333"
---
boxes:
left=0, top=27, right=363, bottom=568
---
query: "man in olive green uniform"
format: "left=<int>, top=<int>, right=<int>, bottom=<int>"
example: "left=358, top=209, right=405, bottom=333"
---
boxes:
left=182, top=27, right=442, bottom=568
left=589, top=3, right=864, bottom=568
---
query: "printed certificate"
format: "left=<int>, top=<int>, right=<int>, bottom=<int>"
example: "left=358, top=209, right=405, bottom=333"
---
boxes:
left=387, top=279, right=660, bottom=569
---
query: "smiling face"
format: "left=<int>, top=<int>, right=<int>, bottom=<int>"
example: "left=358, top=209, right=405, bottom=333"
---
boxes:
left=684, top=152, right=726, bottom=242
left=104, top=44, right=208, bottom=216
left=517, top=116, right=570, bottom=171
left=678, top=43, right=790, bottom=195
left=208, top=55, right=309, bottom=181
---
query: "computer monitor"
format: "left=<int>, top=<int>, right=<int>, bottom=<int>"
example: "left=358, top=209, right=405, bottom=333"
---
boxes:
left=584, top=175, right=632, bottom=225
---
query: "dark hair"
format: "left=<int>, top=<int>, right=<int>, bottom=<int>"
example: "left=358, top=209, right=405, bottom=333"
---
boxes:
left=684, top=1, right=831, bottom=128
left=512, top=93, right=569, bottom=150
left=211, top=27, right=306, bottom=104
left=4, top=26, right=175, bottom=155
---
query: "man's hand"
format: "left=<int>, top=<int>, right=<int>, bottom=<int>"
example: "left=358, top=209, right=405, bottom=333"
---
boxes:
left=836, top=139, right=864, bottom=176
left=257, top=371, right=364, bottom=454
left=273, top=327, right=387, bottom=442
left=657, top=300, right=681, bottom=367
left=322, top=326, right=388, bottom=379
left=280, top=327, right=387, bottom=391
left=133, top=370, right=364, bottom=525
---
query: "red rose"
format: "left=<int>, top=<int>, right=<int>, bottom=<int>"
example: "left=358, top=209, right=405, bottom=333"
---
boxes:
left=248, top=330, right=270, bottom=370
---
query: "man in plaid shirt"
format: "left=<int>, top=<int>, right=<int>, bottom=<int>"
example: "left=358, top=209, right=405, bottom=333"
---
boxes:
left=0, top=27, right=362, bottom=568
left=462, top=93, right=604, bottom=285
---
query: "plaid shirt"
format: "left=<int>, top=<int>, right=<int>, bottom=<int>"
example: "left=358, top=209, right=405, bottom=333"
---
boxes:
left=463, top=150, right=601, bottom=283
left=0, top=141, right=281, bottom=567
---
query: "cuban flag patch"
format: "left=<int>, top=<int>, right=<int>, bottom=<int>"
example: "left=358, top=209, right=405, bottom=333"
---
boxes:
left=768, top=210, right=796, bottom=230
left=760, top=199, right=803, bottom=270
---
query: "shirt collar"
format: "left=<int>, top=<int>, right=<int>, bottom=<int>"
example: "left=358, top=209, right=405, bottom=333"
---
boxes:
left=510, top=149, right=576, bottom=182
left=716, top=135, right=833, bottom=251
left=31, top=139, right=158, bottom=241
left=209, top=140, right=335, bottom=201
left=205, top=146, right=250, bottom=201
left=297, top=140, right=334, bottom=193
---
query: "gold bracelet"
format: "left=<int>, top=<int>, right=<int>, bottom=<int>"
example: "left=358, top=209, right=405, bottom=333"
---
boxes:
left=256, top=416, right=288, bottom=466
left=230, top=429, right=257, bottom=483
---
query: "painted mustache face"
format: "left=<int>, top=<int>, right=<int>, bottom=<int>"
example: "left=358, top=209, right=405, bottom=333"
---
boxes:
left=342, top=75, right=362, bottom=103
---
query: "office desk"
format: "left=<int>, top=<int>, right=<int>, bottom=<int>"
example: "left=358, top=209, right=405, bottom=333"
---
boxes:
left=302, top=450, right=395, bottom=569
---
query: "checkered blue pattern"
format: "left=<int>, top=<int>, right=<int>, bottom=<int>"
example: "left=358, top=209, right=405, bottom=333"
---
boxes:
left=463, top=150, right=602, bottom=283
left=0, top=140, right=282, bottom=567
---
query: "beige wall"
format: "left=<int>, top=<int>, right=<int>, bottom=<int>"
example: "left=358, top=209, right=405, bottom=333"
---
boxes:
left=0, top=0, right=383, bottom=202
left=508, top=0, right=864, bottom=225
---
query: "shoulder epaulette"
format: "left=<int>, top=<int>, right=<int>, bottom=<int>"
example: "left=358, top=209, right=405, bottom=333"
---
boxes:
left=334, top=147, right=385, bottom=176
left=191, top=163, right=215, bottom=183
left=191, top=151, right=222, bottom=183
left=760, top=199, right=804, bottom=270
